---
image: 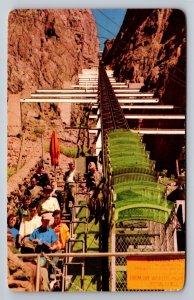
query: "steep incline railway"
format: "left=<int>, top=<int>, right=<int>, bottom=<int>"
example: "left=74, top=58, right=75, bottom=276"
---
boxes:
left=97, top=65, right=185, bottom=291
left=18, top=65, right=185, bottom=292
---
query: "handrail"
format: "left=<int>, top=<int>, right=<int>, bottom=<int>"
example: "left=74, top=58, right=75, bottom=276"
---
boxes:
left=16, top=251, right=185, bottom=258
left=16, top=250, right=185, bottom=291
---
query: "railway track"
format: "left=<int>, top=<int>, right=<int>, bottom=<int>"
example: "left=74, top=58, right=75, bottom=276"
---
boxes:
left=98, top=66, right=129, bottom=134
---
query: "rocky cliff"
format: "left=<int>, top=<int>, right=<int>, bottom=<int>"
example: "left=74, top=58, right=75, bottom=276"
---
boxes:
left=103, top=9, right=186, bottom=107
left=103, top=9, right=186, bottom=173
left=8, top=9, right=99, bottom=94
left=7, top=9, right=99, bottom=190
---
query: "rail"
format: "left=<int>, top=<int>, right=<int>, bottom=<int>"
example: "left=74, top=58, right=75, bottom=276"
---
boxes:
left=16, top=251, right=185, bottom=292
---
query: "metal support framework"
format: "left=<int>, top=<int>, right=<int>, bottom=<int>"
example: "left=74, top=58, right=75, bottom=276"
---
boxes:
left=35, top=88, right=141, bottom=93
left=89, top=114, right=185, bottom=120
left=20, top=98, right=159, bottom=104
left=131, top=128, right=185, bottom=135
left=31, top=92, right=154, bottom=98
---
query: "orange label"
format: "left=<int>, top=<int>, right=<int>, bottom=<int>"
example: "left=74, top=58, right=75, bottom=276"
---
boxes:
left=127, top=256, right=185, bottom=291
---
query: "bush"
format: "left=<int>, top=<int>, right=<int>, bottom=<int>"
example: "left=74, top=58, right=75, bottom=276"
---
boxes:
left=7, top=167, right=16, bottom=179
left=29, top=133, right=37, bottom=142
left=45, top=144, right=89, bottom=158
left=33, top=126, right=45, bottom=137
left=60, top=146, right=77, bottom=158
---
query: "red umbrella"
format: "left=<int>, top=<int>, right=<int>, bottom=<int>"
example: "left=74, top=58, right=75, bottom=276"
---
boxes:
left=50, top=131, right=60, bottom=167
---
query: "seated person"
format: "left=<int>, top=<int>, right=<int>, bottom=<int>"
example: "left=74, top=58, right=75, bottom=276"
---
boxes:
left=18, top=184, right=31, bottom=200
left=32, top=164, right=50, bottom=188
left=49, top=210, right=70, bottom=279
left=28, top=177, right=43, bottom=202
left=50, top=210, right=70, bottom=251
left=27, top=214, right=58, bottom=285
left=17, top=195, right=32, bottom=226
left=63, top=161, right=81, bottom=214
left=37, top=186, right=60, bottom=225
left=50, top=180, right=63, bottom=210
left=86, top=162, right=104, bottom=223
left=18, top=202, right=42, bottom=250
left=29, top=214, right=58, bottom=257
left=7, top=213, right=19, bottom=248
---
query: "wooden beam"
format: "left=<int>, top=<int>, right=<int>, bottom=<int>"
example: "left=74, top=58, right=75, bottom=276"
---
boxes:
left=89, top=114, right=185, bottom=120
left=120, top=105, right=175, bottom=109
left=88, top=128, right=185, bottom=135
left=35, top=88, right=140, bottom=93
left=131, top=129, right=185, bottom=135
left=21, top=98, right=159, bottom=104
left=20, top=98, right=97, bottom=103
left=32, top=92, right=154, bottom=98
left=124, top=114, right=185, bottom=119
left=118, top=99, right=159, bottom=103
left=35, top=89, right=98, bottom=93
left=116, top=93, right=154, bottom=97
left=31, top=93, right=98, bottom=98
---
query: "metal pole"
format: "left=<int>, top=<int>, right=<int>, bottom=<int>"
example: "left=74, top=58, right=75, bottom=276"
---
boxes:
left=20, top=101, right=23, bottom=128
left=62, top=265, right=65, bottom=292
left=41, top=133, right=44, bottom=162
left=110, top=227, right=116, bottom=291
left=81, top=262, right=84, bottom=290
left=17, top=251, right=185, bottom=259
left=35, top=254, right=41, bottom=292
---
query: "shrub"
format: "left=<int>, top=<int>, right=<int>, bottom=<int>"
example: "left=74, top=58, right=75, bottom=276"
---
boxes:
left=60, top=146, right=77, bottom=158
left=33, top=126, right=45, bottom=137
left=45, top=144, right=89, bottom=158
left=7, top=167, right=16, bottom=179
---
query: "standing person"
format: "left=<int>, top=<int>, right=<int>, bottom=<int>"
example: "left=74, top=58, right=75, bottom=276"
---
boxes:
left=86, top=162, right=104, bottom=224
left=37, top=187, right=60, bottom=225
left=63, top=161, right=81, bottom=214
left=18, top=202, right=42, bottom=251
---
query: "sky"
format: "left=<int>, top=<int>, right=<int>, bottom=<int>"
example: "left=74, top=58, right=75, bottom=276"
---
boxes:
left=92, top=9, right=126, bottom=51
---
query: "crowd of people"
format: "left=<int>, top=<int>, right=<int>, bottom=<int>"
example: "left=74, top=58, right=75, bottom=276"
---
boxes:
left=7, top=160, right=105, bottom=290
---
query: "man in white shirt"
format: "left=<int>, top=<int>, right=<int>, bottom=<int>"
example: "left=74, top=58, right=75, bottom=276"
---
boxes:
left=63, top=161, right=81, bottom=214
left=50, top=180, right=63, bottom=210
left=18, top=202, right=42, bottom=249
left=37, top=187, right=60, bottom=225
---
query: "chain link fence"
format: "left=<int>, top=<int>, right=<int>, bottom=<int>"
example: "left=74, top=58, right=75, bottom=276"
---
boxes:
left=114, top=219, right=175, bottom=291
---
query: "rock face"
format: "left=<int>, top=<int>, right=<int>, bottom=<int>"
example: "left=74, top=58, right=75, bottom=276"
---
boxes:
left=103, top=9, right=186, bottom=106
left=103, top=9, right=186, bottom=173
left=7, top=247, right=35, bottom=291
left=8, top=9, right=99, bottom=94
left=7, top=9, right=99, bottom=192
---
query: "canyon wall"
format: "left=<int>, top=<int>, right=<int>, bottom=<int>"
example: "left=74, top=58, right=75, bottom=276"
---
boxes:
left=8, top=9, right=99, bottom=94
left=103, top=9, right=186, bottom=173
left=7, top=9, right=99, bottom=190
left=103, top=9, right=186, bottom=107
